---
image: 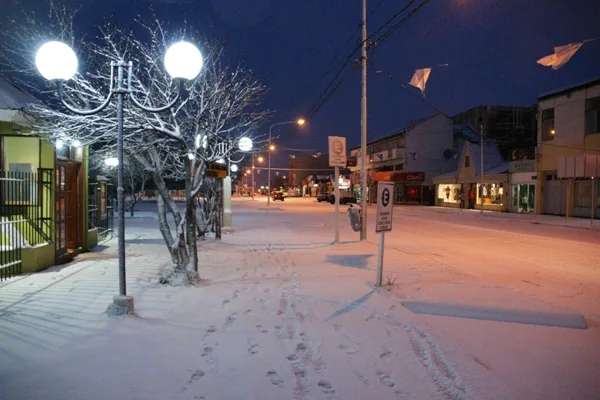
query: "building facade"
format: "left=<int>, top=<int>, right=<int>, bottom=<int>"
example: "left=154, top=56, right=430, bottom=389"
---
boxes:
left=288, top=154, right=332, bottom=188
left=349, top=113, right=455, bottom=204
left=0, top=77, right=98, bottom=279
left=536, top=78, right=600, bottom=219
left=453, top=105, right=537, bottom=159
left=433, top=142, right=509, bottom=211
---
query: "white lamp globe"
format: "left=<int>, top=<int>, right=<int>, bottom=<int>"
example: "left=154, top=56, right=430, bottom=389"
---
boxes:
left=55, top=139, right=64, bottom=149
left=164, top=42, right=203, bottom=80
left=35, top=41, right=78, bottom=80
left=230, top=164, right=238, bottom=172
left=188, top=153, right=195, bottom=160
left=238, top=137, right=253, bottom=152
left=72, top=139, right=82, bottom=148
left=105, top=157, right=119, bottom=167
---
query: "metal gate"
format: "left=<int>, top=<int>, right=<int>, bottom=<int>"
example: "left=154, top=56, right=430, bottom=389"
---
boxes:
left=88, top=179, right=114, bottom=242
left=0, top=169, right=53, bottom=280
left=543, top=173, right=567, bottom=215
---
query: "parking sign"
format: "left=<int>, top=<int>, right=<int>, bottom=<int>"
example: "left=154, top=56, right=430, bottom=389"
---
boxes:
left=375, top=181, right=394, bottom=233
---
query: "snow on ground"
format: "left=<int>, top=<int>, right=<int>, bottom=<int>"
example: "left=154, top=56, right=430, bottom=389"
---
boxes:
left=1, top=197, right=599, bottom=400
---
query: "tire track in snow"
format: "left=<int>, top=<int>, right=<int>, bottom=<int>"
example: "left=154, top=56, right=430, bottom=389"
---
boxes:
left=404, top=324, right=469, bottom=400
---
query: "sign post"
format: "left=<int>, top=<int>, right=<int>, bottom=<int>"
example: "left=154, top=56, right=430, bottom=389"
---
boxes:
left=375, top=181, right=394, bottom=286
left=329, top=136, right=347, bottom=244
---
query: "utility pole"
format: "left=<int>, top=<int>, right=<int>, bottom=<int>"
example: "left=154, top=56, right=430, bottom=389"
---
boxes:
left=360, top=0, right=368, bottom=241
left=480, top=118, right=484, bottom=215
left=251, top=154, right=255, bottom=200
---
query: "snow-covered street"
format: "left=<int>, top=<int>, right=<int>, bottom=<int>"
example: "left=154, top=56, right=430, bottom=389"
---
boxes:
left=1, top=197, right=599, bottom=400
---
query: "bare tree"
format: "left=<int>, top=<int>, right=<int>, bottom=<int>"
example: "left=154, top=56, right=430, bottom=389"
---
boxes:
left=92, top=153, right=151, bottom=217
left=1, top=1, right=271, bottom=277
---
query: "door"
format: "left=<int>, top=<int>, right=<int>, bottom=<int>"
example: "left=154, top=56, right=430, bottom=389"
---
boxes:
left=66, top=163, right=80, bottom=250
left=543, top=173, right=567, bottom=215
left=55, top=163, right=67, bottom=257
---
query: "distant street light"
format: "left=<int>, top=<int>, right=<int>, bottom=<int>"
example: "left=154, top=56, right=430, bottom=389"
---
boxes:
left=267, top=118, right=306, bottom=205
left=230, top=164, right=238, bottom=172
left=238, top=137, right=253, bottom=152
left=36, top=40, right=203, bottom=313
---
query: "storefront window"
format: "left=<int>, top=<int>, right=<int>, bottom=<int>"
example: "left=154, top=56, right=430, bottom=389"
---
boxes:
left=437, top=184, right=461, bottom=203
left=477, top=183, right=503, bottom=206
left=511, top=184, right=535, bottom=213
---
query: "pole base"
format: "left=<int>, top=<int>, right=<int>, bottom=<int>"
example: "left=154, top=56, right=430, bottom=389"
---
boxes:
left=111, top=295, right=134, bottom=315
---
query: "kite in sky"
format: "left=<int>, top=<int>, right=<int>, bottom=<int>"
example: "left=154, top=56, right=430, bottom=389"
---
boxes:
left=408, top=68, right=431, bottom=96
left=537, top=42, right=583, bottom=70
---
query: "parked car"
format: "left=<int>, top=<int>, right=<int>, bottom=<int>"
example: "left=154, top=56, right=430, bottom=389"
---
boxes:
left=272, top=191, right=285, bottom=201
left=328, top=192, right=357, bottom=205
left=316, top=193, right=330, bottom=202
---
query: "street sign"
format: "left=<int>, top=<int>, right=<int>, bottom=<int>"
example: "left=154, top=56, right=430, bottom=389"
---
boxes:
left=346, top=156, right=357, bottom=167
left=328, top=136, right=347, bottom=167
left=375, top=181, right=394, bottom=233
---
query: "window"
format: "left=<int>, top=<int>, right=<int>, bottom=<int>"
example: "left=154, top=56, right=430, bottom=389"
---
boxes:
left=541, top=108, right=555, bottom=141
left=585, top=97, right=600, bottom=135
left=574, top=180, right=592, bottom=208
left=464, top=155, right=470, bottom=168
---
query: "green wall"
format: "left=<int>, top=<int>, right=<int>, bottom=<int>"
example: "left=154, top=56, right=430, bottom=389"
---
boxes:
left=3, top=136, right=39, bottom=171
left=22, top=243, right=55, bottom=273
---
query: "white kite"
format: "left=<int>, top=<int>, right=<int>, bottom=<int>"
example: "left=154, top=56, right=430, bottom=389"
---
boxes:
left=409, top=68, right=432, bottom=95
left=537, top=42, right=583, bottom=70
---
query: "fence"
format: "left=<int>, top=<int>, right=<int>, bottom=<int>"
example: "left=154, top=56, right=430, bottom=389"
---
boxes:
left=0, top=169, right=53, bottom=281
left=88, top=181, right=114, bottom=243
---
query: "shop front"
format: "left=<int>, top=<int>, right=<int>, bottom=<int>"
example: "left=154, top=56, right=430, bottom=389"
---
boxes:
left=510, top=172, right=536, bottom=213
left=372, top=171, right=433, bottom=205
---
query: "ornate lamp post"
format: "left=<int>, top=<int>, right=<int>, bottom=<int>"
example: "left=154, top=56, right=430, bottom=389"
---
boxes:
left=35, top=40, right=203, bottom=313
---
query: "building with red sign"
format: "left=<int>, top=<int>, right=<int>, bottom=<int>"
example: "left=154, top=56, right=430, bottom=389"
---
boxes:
left=348, top=113, right=457, bottom=205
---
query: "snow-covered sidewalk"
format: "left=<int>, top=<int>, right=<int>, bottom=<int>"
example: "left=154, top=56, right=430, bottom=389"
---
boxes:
left=1, top=204, right=599, bottom=400
left=397, top=204, right=600, bottom=231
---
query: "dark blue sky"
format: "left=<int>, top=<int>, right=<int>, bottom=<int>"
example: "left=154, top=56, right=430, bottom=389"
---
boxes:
left=11, top=0, right=600, bottom=174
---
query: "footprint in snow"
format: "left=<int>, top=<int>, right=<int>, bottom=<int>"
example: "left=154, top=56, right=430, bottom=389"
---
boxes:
left=232, top=290, right=239, bottom=299
left=188, top=369, right=205, bottom=384
left=206, top=325, right=217, bottom=335
left=267, top=370, right=284, bottom=387
left=339, top=344, right=357, bottom=354
left=201, top=346, right=214, bottom=357
left=243, top=309, right=252, bottom=315
left=223, top=313, right=237, bottom=329
left=377, top=370, right=396, bottom=388
left=256, top=324, right=268, bottom=334
left=248, top=344, right=260, bottom=355
left=221, top=299, right=230, bottom=307
left=380, top=349, right=394, bottom=359
left=333, top=324, right=342, bottom=332
left=318, top=380, right=335, bottom=394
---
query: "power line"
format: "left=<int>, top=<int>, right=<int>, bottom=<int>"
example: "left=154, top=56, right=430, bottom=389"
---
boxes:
left=284, top=0, right=389, bottom=109
left=295, top=0, right=431, bottom=128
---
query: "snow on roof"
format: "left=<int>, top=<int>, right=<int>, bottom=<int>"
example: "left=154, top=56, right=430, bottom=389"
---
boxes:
left=0, top=76, right=40, bottom=110
left=453, top=123, right=480, bottom=141
left=538, top=76, right=600, bottom=100
left=484, top=161, right=509, bottom=175
left=465, top=142, right=504, bottom=176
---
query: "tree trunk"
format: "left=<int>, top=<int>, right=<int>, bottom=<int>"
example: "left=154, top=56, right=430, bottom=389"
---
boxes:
left=157, top=194, right=178, bottom=265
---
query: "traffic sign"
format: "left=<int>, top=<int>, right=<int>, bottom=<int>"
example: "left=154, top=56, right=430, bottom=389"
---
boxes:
left=328, top=136, right=347, bottom=167
left=375, top=181, right=394, bottom=233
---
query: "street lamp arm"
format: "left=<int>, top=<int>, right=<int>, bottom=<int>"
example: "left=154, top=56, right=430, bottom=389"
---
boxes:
left=57, top=78, right=114, bottom=116
left=128, top=64, right=183, bottom=113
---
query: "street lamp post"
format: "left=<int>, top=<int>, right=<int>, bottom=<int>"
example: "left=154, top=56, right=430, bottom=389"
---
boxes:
left=35, top=40, right=203, bottom=313
left=267, top=119, right=305, bottom=206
